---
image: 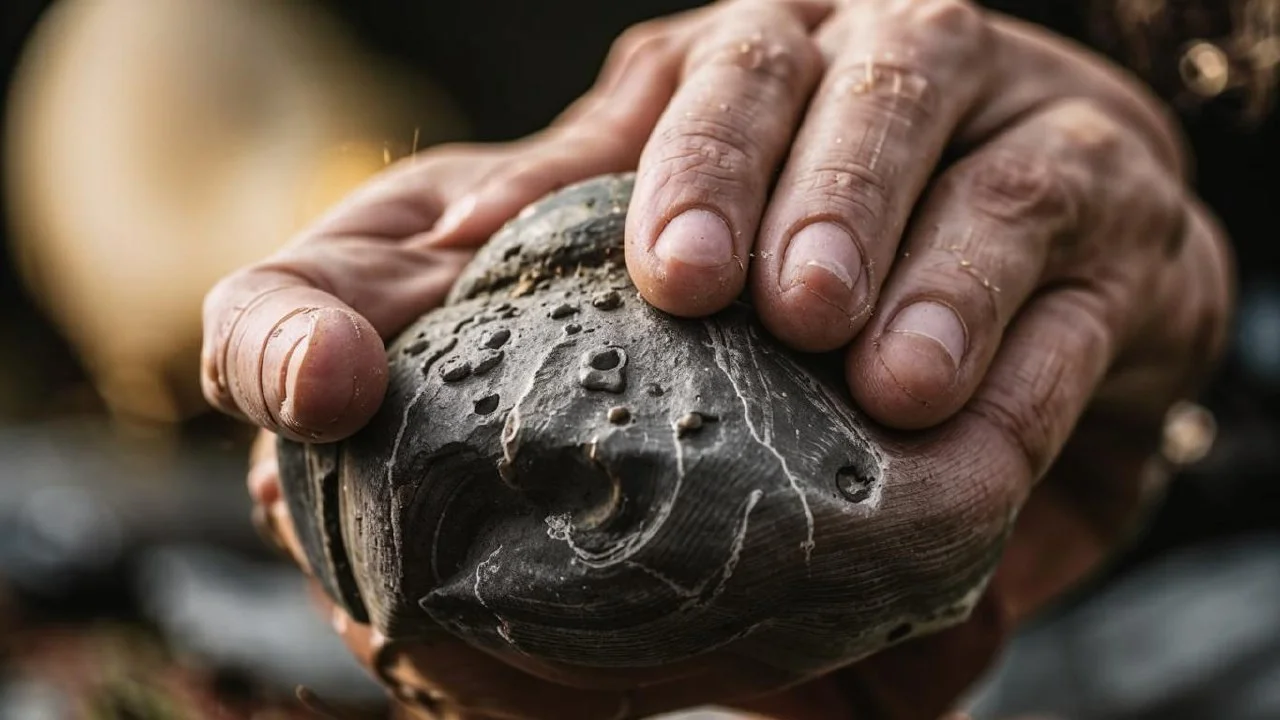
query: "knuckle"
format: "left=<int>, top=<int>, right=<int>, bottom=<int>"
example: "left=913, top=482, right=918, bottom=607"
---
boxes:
left=805, top=162, right=893, bottom=227
left=825, top=60, right=941, bottom=128
left=693, top=26, right=820, bottom=91
left=1049, top=100, right=1183, bottom=248
left=608, top=20, right=673, bottom=67
left=896, top=0, right=988, bottom=60
left=1053, top=100, right=1127, bottom=161
left=964, top=149, right=1075, bottom=226
left=904, top=0, right=985, bottom=37
left=649, top=118, right=758, bottom=186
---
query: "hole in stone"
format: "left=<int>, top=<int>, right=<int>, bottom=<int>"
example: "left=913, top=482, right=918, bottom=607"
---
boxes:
left=836, top=465, right=875, bottom=503
left=474, top=394, right=500, bottom=415
left=589, top=348, right=622, bottom=371
left=887, top=623, right=912, bottom=643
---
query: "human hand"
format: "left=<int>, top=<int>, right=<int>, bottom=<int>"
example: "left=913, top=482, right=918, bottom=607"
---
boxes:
left=208, top=0, right=1234, bottom=717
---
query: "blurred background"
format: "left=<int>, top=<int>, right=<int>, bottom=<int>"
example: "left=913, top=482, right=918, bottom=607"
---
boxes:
left=0, top=0, right=1277, bottom=718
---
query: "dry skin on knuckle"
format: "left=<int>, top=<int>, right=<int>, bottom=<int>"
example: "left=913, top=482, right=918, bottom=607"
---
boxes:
left=882, top=0, right=989, bottom=84
left=802, top=159, right=894, bottom=229
left=904, top=256, right=1003, bottom=330
left=824, top=57, right=942, bottom=132
left=649, top=118, right=760, bottom=190
left=687, top=19, right=821, bottom=93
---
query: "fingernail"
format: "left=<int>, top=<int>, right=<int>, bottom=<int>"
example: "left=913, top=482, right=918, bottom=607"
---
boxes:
left=653, top=209, right=734, bottom=268
left=781, top=222, right=864, bottom=314
left=886, top=301, right=967, bottom=371
left=279, top=311, right=359, bottom=439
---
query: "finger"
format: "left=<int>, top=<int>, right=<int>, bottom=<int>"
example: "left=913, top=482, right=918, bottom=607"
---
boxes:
left=201, top=156, right=484, bottom=441
left=950, top=284, right=1120, bottom=511
left=626, top=1, right=826, bottom=317
left=247, top=430, right=280, bottom=505
left=990, top=203, right=1231, bottom=619
left=847, top=100, right=1182, bottom=429
left=752, top=0, right=993, bottom=351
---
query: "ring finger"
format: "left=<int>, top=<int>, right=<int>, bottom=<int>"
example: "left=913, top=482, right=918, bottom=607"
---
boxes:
left=847, top=99, right=1183, bottom=429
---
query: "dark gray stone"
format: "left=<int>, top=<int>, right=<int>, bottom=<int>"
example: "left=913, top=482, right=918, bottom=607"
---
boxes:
left=277, top=174, right=1007, bottom=687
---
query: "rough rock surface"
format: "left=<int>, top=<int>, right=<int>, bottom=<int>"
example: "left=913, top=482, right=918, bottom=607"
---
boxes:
left=278, top=174, right=1003, bottom=685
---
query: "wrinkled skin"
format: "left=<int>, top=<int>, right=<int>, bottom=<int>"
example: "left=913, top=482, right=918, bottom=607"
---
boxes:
left=208, top=1, right=1234, bottom=718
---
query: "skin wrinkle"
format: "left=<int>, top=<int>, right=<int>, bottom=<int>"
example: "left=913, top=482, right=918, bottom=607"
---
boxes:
left=806, top=160, right=894, bottom=224
left=928, top=241, right=1006, bottom=328
left=655, top=115, right=775, bottom=170
left=871, top=340, right=935, bottom=409
left=211, top=282, right=301, bottom=399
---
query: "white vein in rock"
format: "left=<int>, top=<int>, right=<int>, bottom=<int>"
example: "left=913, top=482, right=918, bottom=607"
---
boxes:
left=704, top=321, right=815, bottom=562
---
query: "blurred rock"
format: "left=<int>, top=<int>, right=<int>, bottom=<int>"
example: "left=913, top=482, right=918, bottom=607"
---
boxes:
left=969, top=534, right=1280, bottom=720
left=138, top=545, right=384, bottom=703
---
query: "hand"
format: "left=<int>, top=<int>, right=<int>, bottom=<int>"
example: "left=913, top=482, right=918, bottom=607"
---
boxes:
left=207, top=0, right=1235, bottom=717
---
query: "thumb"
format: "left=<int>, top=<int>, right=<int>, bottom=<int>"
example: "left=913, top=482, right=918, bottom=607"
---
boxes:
left=200, top=156, right=480, bottom=442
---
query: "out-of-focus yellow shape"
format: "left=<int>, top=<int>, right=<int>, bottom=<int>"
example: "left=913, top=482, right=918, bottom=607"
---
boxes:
left=5, top=0, right=462, bottom=427
left=1162, top=401, right=1218, bottom=467
left=1180, top=40, right=1232, bottom=98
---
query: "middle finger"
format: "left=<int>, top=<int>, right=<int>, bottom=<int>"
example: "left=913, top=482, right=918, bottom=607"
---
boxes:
left=626, top=0, right=827, bottom=317
left=753, top=0, right=994, bottom=351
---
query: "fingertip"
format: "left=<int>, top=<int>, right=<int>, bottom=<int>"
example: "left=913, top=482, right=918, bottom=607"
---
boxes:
left=278, top=308, right=387, bottom=442
left=630, top=208, right=746, bottom=317
left=750, top=221, right=871, bottom=352
left=849, top=318, right=966, bottom=430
